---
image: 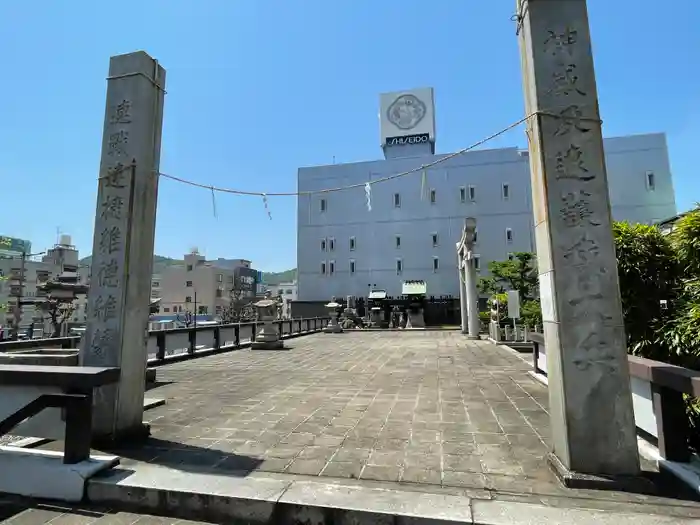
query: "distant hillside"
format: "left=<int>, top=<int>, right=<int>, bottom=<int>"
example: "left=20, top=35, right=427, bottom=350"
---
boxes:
left=79, top=255, right=296, bottom=284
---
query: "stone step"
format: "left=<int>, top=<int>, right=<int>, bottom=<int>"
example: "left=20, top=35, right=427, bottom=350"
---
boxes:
left=85, top=463, right=700, bottom=524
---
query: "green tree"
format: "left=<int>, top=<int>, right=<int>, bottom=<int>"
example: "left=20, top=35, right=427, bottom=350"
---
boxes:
left=612, top=221, right=680, bottom=360
left=478, top=252, right=542, bottom=327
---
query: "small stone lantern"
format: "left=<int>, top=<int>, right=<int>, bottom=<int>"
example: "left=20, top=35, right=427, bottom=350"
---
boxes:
left=323, top=301, right=343, bottom=333
left=251, top=298, right=285, bottom=350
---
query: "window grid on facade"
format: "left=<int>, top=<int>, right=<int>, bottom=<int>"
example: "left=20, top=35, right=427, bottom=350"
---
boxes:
left=474, top=256, right=481, bottom=270
left=459, top=186, right=466, bottom=203
left=217, top=274, right=223, bottom=282
left=321, top=261, right=326, bottom=274
left=508, top=253, right=514, bottom=261
left=430, top=189, right=436, bottom=204
left=329, top=261, right=335, bottom=275
left=329, top=238, right=335, bottom=251
left=349, top=236, right=356, bottom=250
left=185, top=280, right=193, bottom=287
left=394, top=193, right=401, bottom=208
left=431, top=233, right=438, bottom=247
left=646, top=171, right=655, bottom=191
left=395, top=235, right=401, bottom=248
left=469, top=185, right=476, bottom=201
left=349, top=259, right=356, bottom=274
left=396, top=259, right=403, bottom=275
left=320, top=239, right=326, bottom=252
left=502, top=183, right=510, bottom=200
left=320, top=198, right=327, bottom=212
left=506, top=228, right=513, bottom=243
left=474, top=230, right=478, bottom=244
left=433, top=257, right=439, bottom=272
left=185, top=296, right=192, bottom=303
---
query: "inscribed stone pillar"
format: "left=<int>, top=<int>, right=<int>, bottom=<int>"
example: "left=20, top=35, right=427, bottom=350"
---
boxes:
left=517, top=0, right=640, bottom=477
left=80, top=51, right=166, bottom=441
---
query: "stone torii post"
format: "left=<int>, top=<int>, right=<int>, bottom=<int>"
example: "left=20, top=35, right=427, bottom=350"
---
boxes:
left=516, top=0, right=642, bottom=487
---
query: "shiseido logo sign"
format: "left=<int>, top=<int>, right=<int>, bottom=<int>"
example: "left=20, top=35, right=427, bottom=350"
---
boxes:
left=385, top=133, right=430, bottom=147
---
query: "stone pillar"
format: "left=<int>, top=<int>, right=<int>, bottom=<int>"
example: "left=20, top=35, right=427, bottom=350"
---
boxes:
left=465, top=253, right=480, bottom=339
left=457, top=250, right=468, bottom=334
left=80, top=51, right=166, bottom=442
left=517, top=0, right=640, bottom=480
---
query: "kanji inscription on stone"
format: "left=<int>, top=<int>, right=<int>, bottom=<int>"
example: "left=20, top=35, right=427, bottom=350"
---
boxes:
left=97, top=259, right=120, bottom=288
left=104, top=163, right=127, bottom=188
left=99, top=226, right=121, bottom=255
left=559, top=191, right=601, bottom=228
left=549, top=64, right=586, bottom=98
left=93, top=294, right=118, bottom=322
left=100, top=195, right=124, bottom=220
left=554, top=105, right=591, bottom=137
left=89, top=327, right=116, bottom=357
left=555, top=145, right=594, bottom=182
left=563, top=233, right=599, bottom=264
left=544, top=27, right=578, bottom=57
left=108, top=130, right=129, bottom=157
left=109, top=99, right=132, bottom=125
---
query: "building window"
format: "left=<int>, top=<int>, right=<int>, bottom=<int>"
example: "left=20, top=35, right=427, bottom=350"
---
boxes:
left=474, top=230, right=478, bottom=244
left=474, top=256, right=481, bottom=271
left=350, top=260, right=356, bottom=274
left=216, top=305, right=222, bottom=314
left=321, top=261, right=326, bottom=274
left=396, top=259, right=403, bottom=275
left=320, top=239, right=327, bottom=251
left=433, top=257, right=439, bottom=272
left=320, top=198, right=327, bottom=212
left=186, top=264, right=193, bottom=271
left=185, top=296, right=192, bottom=303
left=163, top=307, right=170, bottom=313
left=217, top=274, right=223, bottom=282
left=395, top=235, right=401, bottom=248
left=502, top=183, right=510, bottom=200
left=186, top=280, right=193, bottom=287
left=431, top=233, right=439, bottom=247
left=216, top=288, right=223, bottom=297
left=329, top=238, right=335, bottom=251
left=151, top=281, right=159, bottom=288
left=646, top=171, right=656, bottom=191
left=430, top=189, right=436, bottom=204
left=349, top=236, right=356, bottom=251
left=285, top=289, right=293, bottom=294
left=198, top=306, right=208, bottom=315
left=506, top=228, right=513, bottom=243
left=469, top=185, right=476, bottom=201
left=459, top=186, right=466, bottom=203
left=394, top=193, right=401, bottom=208
left=508, top=253, right=514, bottom=261
left=228, top=275, right=234, bottom=283
left=329, top=261, right=335, bottom=275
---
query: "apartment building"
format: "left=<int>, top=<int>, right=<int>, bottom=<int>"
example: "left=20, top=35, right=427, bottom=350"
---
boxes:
left=296, top=88, right=677, bottom=301
left=158, top=250, right=258, bottom=319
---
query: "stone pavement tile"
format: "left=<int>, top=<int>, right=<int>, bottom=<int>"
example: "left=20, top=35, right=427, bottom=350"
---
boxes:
left=368, top=451, right=405, bottom=467
left=401, top=467, right=442, bottom=485
left=312, top=435, right=345, bottom=447
left=287, top=459, right=328, bottom=475
left=442, top=454, right=483, bottom=473
left=360, top=465, right=401, bottom=482
left=441, top=440, right=480, bottom=456
left=332, top=447, right=372, bottom=463
left=442, top=470, right=489, bottom=489
left=374, top=438, right=409, bottom=451
left=321, top=461, right=364, bottom=479
left=298, top=446, right=337, bottom=461
left=404, top=452, right=441, bottom=470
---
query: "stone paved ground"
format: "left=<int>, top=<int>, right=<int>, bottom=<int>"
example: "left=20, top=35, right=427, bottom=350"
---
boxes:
left=115, top=331, right=558, bottom=493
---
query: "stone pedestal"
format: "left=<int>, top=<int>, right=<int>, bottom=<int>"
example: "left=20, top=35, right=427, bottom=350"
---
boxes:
left=323, top=302, right=343, bottom=333
left=369, top=307, right=382, bottom=328
left=406, top=309, right=425, bottom=329
left=518, top=0, right=640, bottom=480
left=251, top=299, right=285, bottom=350
left=80, top=51, right=166, bottom=442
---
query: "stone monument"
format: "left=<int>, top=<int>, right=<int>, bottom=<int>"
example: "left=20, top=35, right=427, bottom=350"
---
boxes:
left=251, top=298, right=284, bottom=350
left=323, top=300, right=343, bottom=333
left=517, top=0, right=641, bottom=483
left=80, top=51, right=166, bottom=442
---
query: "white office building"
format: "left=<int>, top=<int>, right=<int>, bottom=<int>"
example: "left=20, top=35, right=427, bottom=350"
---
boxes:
left=296, top=88, right=677, bottom=301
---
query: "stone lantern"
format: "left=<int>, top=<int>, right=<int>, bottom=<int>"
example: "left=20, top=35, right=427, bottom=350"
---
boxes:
left=323, top=301, right=343, bottom=333
left=251, top=298, right=284, bottom=350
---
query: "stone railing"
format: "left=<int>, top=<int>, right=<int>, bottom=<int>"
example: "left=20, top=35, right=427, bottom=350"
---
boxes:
left=529, top=332, right=699, bottom=463
left=488, top=322, right=535, bottom=343
left=0, top=317, right=331, bottom=365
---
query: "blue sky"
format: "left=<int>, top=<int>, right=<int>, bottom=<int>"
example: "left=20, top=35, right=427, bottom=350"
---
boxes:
left=2, top=1, right=698, bottom=271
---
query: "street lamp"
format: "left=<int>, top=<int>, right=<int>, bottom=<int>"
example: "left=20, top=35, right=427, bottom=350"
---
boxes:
left=457, top=217, right=480, bottom=339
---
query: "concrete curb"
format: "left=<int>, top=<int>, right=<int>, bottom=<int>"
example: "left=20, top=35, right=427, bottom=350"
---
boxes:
left=86, top=465, right=700, bottom=524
